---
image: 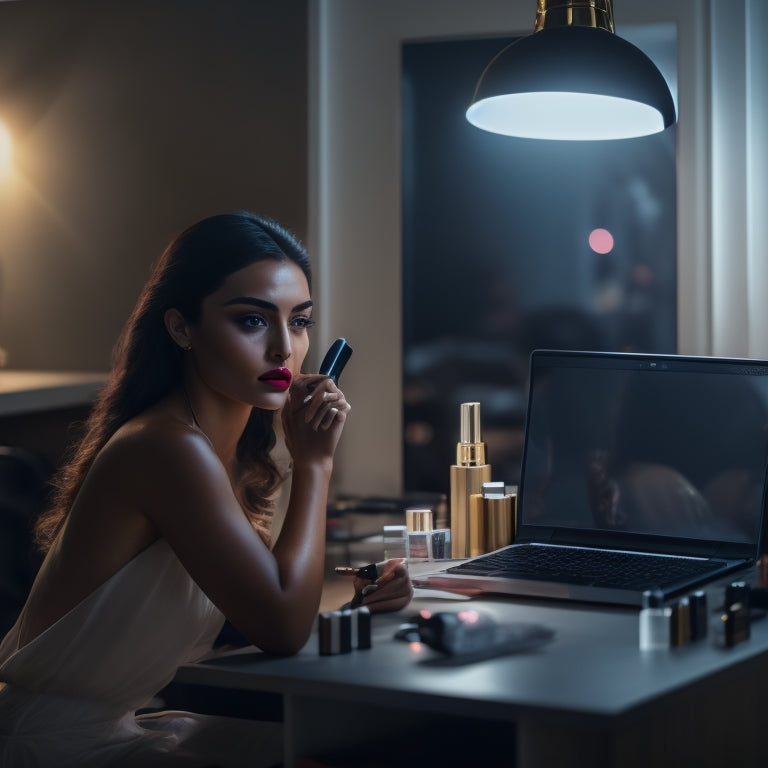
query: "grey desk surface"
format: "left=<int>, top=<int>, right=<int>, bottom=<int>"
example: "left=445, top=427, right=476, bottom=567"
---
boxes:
left=176, top=567, right=768, bottom=724
left=0, top=370, right=106, bottom=415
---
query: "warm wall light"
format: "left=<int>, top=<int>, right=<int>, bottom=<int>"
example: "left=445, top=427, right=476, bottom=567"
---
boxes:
left=0, top=120, right=12, bottom=179
left=466, top=0, right=676, bottom=140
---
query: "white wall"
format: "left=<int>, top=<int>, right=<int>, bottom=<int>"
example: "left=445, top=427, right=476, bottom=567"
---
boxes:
left=310, top=0, right=768, bottom=497
left=711, top=1, right=768, bottom=357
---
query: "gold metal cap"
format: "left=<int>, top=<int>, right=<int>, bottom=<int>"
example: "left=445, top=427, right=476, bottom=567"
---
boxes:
left=406, top=508, right=433, bottom=532
left=456, top=402, right=487, bottom=466
left=535, top=0, right=615, bottom=33
left=460, top=402, right=482, bottom=444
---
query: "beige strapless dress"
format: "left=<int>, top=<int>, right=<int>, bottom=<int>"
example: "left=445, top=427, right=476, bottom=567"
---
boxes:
left=0, top=539, right=282, bottom=767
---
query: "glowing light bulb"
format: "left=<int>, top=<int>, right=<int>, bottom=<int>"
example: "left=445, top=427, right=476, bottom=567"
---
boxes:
left=467, top=93, right=666, bottom=141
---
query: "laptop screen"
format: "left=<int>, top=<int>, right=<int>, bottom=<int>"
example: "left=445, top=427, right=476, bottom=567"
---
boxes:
left=518, top=351, right=768, bottom=551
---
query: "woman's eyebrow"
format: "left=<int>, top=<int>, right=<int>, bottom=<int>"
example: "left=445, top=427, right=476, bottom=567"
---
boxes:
left=221, top=297, right=313, bottom=313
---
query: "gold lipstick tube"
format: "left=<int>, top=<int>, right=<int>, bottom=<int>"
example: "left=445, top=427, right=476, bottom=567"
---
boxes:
left=469, top=482, right=516, bottom=557
left=450, top=402, right=492, bottom=558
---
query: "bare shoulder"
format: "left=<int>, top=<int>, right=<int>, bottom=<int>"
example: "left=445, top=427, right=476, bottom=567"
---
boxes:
left=100, top=410, right=216, bottom=473
left=87, top=410, right=233, bottom=522
left=18, top=411, right=237, bottom=647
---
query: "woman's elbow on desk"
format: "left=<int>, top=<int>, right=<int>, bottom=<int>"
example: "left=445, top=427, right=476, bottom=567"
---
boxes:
left=224, top=594, right=321, bottom=656
left=252, top=636, right=306, bottom=657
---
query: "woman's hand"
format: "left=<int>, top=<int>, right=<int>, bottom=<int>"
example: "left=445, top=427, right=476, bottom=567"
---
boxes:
left=282, top=373, right=351, bottom=466
left=353, top=558, right=413, bottom=613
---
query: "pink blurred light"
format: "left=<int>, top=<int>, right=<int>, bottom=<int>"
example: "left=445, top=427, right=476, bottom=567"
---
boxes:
left=588, top=228, right=614, bottom=254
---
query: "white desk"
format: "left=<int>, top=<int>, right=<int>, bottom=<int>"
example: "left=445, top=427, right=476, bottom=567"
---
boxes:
left=176, top=567, right=768, bottom=767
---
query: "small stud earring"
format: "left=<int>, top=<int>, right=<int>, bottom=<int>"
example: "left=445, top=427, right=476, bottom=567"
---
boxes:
left=182, top=344, right=192, bottom=351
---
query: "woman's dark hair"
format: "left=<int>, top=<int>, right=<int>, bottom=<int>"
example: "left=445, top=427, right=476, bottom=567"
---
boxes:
left=35, top=211, right=312, bottom=551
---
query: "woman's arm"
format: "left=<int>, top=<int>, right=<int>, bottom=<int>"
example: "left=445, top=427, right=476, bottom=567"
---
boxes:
left=133, top=375, right=349, bottom=655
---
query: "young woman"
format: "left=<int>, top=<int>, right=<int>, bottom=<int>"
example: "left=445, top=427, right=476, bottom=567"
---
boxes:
left=0, top=212, right=412, bottom=767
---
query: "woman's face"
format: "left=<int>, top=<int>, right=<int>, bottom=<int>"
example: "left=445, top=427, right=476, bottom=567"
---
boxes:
left=188, top=259, right=313, bottom=411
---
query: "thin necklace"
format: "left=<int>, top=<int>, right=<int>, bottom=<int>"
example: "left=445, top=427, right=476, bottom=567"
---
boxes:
left=182, top=386, right=214, bottom=448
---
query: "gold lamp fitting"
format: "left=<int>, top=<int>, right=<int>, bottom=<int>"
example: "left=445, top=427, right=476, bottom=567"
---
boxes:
left=466, top=0, right=676, bottom=140
left=535, top=0, right=615, bottom=33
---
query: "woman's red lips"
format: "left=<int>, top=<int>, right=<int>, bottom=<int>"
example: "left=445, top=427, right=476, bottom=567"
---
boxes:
left=259, top=368, right=292, bottom=391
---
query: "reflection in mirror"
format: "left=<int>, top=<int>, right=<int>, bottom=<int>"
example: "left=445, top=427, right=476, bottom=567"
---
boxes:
left=402, top=26, right=677, bottom=496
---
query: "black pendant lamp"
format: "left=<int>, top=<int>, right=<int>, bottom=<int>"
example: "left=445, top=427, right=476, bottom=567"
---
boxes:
left=466, top=0, right=677, bottom=140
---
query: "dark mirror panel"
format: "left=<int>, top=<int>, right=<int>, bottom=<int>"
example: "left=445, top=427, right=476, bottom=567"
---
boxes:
left=402, top=29, right=677, bottom=496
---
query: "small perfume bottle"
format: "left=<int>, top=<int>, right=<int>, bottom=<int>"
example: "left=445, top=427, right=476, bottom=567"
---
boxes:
left=639, top=589, right=672, bottom=650
left=428, top=528, right=451, bottom=560
left=405, top=508, right=433, bottom=561
left=688, top=590, right=708, bottom=641
left=383, top=525, right=409, bottom=560
left=450, top=402, right=492, bottom=558
left=671, top=596, right=691, bottom=647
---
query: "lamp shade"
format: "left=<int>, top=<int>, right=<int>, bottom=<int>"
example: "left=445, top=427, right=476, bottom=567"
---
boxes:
left=466, top=25, right=676, bottom=140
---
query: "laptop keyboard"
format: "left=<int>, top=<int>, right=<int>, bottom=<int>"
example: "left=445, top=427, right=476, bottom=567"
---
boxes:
left=445, top=543, right=727, bottom=590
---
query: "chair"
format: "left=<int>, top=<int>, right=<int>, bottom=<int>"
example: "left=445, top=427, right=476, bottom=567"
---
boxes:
left=0, top=446, right=52, bottom=636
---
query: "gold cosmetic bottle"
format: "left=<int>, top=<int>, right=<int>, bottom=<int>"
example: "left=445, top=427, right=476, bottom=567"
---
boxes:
left=469, top=482, right=517, bottom=558
left=450, top=402, right=492, bottom=558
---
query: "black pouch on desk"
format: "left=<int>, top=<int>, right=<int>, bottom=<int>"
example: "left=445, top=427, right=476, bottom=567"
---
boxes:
left=395, top=610, right=554, bottom=661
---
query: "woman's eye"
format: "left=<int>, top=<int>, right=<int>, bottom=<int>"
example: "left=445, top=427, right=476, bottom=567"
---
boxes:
left=291, top=316, right=316, bottom=330
left=239, top=314, right=267, bottom=329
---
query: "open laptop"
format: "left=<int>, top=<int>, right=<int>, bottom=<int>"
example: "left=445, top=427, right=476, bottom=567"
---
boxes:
left=419, top=350, right=768, bottom=606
